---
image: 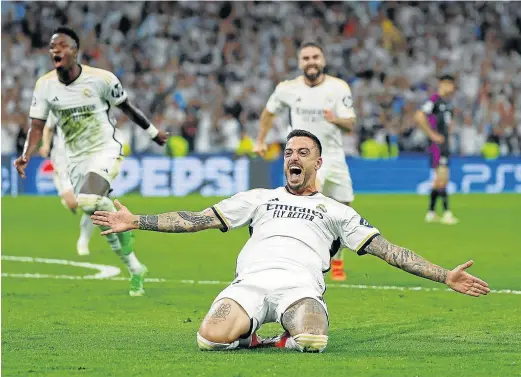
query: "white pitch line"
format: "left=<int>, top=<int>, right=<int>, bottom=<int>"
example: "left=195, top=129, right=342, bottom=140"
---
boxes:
left=2, top=273, right=520, bottom=295
left=2, top=255, right=121, bottom=279
left=2, top=255, right=520, bottom=295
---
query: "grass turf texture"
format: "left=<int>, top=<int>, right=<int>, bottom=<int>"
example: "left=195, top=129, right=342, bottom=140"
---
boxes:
left=2, top=194, right=520, bottom=377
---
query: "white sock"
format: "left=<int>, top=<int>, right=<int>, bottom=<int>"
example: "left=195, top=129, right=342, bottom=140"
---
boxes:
left=120, top=251, right=143, bottom=274
left=197, top=333, right=240, bottom=351
left=79, top=213, right=94, bottom=243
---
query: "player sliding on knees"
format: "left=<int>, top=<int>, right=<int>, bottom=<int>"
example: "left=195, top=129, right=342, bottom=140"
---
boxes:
left=92, top=129, right=490, bottom=353
left=14, top=26, right=168, bottom=296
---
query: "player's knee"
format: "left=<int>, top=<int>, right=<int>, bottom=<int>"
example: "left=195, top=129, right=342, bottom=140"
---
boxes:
left=293, top=333, right=328, bottom=353
left=197, top=328, right=238, bottom=348
left=76, top=193, right=101, bottom=214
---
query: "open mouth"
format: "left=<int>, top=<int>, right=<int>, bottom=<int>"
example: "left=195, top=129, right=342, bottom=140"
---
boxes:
left=289, top=166, right=302, bottom=179
left=53, top=56, right=63, bottom=65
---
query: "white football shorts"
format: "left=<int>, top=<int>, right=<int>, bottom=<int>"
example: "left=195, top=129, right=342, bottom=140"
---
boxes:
left=68, top=153, right=123, bottom=195
left=211, top=267, right=328, bottom=330
left=316, top=155, right=354, bottom=203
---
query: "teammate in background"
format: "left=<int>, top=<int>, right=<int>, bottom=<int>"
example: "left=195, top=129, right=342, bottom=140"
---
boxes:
left=254, top=41, right=357, bottom=281
left=92, top=129, right=489, bottom=353
left=39, top=113, right=94, bottom=256
left=414, top=75, right=458, bottom=225
left=14, top=26, right=168, bottom=296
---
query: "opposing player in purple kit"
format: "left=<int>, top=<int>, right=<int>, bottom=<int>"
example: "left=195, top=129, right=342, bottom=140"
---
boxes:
left=92, top=129, right=489, bottom=353
left=415, top=75, right=459, bottom=224
left=14, top=26, right=168, bottom=296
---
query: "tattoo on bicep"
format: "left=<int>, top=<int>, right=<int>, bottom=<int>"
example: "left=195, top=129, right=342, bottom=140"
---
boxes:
left=282, top=298, right=328, bottom=336
left=139, top=215, right=159, bottom=231
left=208, top=303, right=231, bottom=324
left=365, top=235, right=448, bottom=283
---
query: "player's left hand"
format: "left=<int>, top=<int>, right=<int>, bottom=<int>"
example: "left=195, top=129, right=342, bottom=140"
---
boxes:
left=153, top=130, right=169, bottom=146
left=91, top=199, right=138, bottom=235
left=323, top=109, right=336, bottom=124
left=445, top=260, right=490, bottom=297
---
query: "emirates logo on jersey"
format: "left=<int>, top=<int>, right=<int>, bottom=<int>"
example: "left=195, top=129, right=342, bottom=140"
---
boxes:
left=316, top=204, right=327, bottom=213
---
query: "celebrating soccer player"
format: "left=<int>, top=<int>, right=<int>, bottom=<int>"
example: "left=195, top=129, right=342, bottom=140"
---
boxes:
left=92, top=129, right=490, bottom=353
left=14, top=26, right=168, bottom=296
left=254, top=41, right=357, bottom=281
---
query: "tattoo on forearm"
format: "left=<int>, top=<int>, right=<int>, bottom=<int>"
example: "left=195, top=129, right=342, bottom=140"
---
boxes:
left=178, top=211, right=215, bottom=227
left=282, top=298, right=328, bottom=336
left=139, top=215, right=159, bottom=230
left=137, top=209, right=219, bottom=233
left=365, top=235, right=448, bottom=283
left=208, top=303, right=231, bottom=324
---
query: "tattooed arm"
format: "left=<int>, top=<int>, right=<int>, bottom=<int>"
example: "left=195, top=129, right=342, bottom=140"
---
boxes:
left=364, top=235, right=490, bottom=297
left=365, top=235, right=448, bottom=283
left=136, top=208, right=223, bottom=233
left=91, top=199, right=225, bottom=234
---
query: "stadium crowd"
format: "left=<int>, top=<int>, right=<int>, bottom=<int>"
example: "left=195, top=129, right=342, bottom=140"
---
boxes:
left=2, top=1, right=520, bottom=157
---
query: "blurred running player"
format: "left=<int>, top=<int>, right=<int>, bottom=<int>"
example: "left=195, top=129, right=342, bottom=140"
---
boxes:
left=92, top=129, right=489, bottom=353
left=39, top=112, right=94, bottom=256
left=254, top=41, right=357, bottom=281
left=415, top=75, right=458, bottom=225
left=14, top=26, right=168, bottom=296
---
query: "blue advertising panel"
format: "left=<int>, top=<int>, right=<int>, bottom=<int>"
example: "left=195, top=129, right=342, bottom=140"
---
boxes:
left=1, top=155, right=250, bottom=197
left=2, top=154, right=520, bottom=196
left=269, top=156, right=521, bottom=194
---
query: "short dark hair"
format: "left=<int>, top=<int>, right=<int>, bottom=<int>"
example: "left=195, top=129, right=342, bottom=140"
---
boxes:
left=286, top=129, right=322, bottom=156
left=299, top=41, right=324, bottom=54
left=439, top=74, right=455, bottom=82
left=52, top=26, right=80, bottom=49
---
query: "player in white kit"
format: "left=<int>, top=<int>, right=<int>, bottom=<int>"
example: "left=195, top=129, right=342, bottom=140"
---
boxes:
left=254, top=42, right=357, bottom=281
left=39, top=113, right=94, bottom=256
left=92, top=129, right=489, bottom=353
left=14, top=26, right=168, bottom=296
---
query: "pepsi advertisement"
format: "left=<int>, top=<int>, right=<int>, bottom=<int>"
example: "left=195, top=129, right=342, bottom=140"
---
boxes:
left=2, top=155, right=520, bottom=196
left=2, top=155, right=250, bottom=197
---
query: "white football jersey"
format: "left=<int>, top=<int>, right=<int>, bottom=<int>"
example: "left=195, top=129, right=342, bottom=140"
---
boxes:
left=212, top=186, right=379, bottom=285
left=266, top=75, right=356, bottom=158
left=29, top=65, right=127, bottom=162
left=46, top=113, right=68, bottom=171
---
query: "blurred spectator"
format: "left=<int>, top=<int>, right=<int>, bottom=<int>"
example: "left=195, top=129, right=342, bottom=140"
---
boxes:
left=1, top=1, right=520, bottom=157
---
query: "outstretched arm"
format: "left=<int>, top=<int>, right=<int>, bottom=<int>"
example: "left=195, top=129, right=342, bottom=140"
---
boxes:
left=117, top=100, right=168, bottom=146
left=365, top=235, right=490, bottom=297
left=91, top=200, right=224, bottom=235
left=14, top=118, right=46, bottom=179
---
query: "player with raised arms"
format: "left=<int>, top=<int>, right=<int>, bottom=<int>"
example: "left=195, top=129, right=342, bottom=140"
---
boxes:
left=14, top=26, right=168, bottom=296
left=92, top=129, right=490, bottom=353
left=253, top=41, right=357, bottom=281
left=414, top=75, right=459, bottom=225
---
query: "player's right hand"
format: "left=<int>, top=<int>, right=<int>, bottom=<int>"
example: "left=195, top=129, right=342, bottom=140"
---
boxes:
left=91, top=199, right=137, bottom=235
left=253, top=141, right=268, bottom=158
left=14, top=155, right=29, bottom=179
left=431, top=133, right=445, bottom=145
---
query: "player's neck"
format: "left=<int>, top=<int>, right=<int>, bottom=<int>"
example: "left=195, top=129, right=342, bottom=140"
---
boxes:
left=303, top=74, right=326, bottom=88
left=57, top=63, right=82, bottom=85
left=285, top=185, right=318, bottom=196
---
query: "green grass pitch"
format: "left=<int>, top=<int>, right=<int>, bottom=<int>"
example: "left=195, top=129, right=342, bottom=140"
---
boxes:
left=2, top=194, right=520, bottom=377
